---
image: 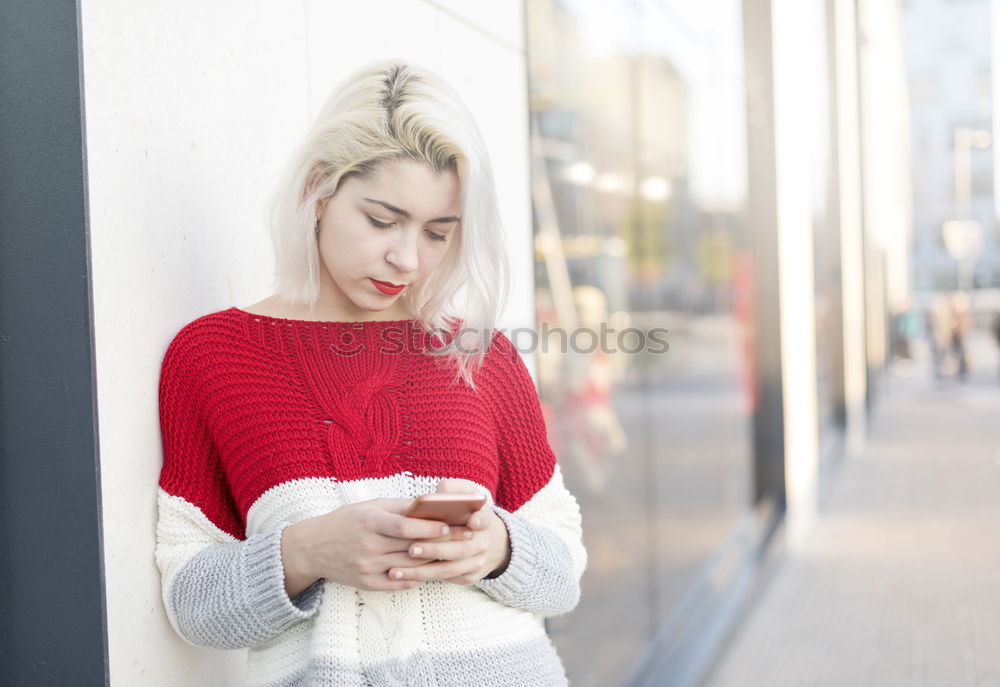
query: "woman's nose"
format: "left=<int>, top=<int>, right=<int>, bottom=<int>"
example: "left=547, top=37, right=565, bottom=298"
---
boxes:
left=386, top=230, right=419, bottom=274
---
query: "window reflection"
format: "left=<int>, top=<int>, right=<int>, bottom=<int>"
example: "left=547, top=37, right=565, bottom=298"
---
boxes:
left=527, top=1, right=754, bottom=684
left=802, top=0, right=846, bottom=470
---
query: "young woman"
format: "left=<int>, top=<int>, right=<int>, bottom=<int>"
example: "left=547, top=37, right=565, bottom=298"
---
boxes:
left=155, top=61, right=587, bottom=686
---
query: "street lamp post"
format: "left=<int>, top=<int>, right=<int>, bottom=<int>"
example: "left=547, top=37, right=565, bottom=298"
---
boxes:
left=944, top=126, right=990, bottom=291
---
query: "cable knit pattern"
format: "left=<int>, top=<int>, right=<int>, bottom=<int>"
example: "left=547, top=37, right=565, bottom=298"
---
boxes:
left=154, top=307, right=586, bottom=686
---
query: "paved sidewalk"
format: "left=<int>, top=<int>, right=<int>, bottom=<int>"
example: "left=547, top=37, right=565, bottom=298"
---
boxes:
left=703, top=336, right=1000, bottom=687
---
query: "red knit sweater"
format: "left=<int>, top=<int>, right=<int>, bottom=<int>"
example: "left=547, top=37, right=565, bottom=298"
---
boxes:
left=158, top=307, right=556, bottom=541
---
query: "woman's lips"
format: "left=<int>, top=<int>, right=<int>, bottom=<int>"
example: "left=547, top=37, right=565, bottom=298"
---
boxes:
left=370, top=278, right=406, bottom=296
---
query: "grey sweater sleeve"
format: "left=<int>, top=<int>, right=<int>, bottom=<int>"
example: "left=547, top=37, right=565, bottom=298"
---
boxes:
left=473, top=464, right=587, bottom=617
left=474, top=505, right=581, bottom=617
left=166, top=521, right=324, bottom=650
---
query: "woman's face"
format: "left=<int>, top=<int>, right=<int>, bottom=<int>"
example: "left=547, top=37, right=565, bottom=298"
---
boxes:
left=315, top=158, right=461, bottom=321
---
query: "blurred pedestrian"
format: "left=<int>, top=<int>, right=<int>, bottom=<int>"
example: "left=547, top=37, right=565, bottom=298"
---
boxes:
left=927, top=294, right=952, bottom=379
left=949, top=292, right=971, bottom=382
left=891, top=300, right=920, bottom=361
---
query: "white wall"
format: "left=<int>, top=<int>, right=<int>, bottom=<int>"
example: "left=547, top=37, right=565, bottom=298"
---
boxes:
left=79, top=2, right=530, bottom=684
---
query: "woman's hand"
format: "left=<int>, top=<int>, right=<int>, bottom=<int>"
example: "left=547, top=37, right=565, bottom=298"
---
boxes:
left=387, top=479, right=511, bottom=586
left=281, top=498, right=461, bottom=595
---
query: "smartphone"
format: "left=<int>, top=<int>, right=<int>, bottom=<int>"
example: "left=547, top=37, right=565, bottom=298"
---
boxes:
left=405, top=493, right=487, bottom=526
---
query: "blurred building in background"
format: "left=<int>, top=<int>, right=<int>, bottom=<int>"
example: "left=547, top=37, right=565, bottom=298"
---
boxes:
left=903, top=0, right=998, bottom=292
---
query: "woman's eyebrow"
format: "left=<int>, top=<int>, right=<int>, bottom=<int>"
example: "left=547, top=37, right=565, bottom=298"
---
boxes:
left=363, top=197, right=460, bottom=224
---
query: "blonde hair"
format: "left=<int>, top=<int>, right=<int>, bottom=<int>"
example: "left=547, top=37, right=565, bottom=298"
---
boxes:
left=266, top=60, right=510, bottom=387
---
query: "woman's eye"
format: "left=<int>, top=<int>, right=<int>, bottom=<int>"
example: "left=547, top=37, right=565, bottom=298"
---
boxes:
left=426, top=230, right=447, bottom=243
left=366, top=216, right=393, bottom=229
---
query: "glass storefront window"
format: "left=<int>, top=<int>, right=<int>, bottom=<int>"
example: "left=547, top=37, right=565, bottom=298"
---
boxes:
left=803, top=0, right=846, bottom=472
left=526, top=1, right=754, bottom=683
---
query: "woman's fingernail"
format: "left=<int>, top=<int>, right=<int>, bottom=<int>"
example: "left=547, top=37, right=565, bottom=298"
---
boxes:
left=393, top=570, right=404, bottom=579
left=464, top=531, right=473, bottom=540
left=441, top=526, right=450, bottom=535
left=412, top=546, right=423, bottom=556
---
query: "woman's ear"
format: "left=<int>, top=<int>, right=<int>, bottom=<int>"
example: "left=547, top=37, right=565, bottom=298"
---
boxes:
left=303, top=164, right=325, bottom=207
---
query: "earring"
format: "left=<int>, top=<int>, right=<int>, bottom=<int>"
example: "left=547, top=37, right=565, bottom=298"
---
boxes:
left=314, top=219, right=320, bottom=234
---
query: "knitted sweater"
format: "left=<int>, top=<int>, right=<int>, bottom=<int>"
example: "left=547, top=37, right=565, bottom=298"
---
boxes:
left=154, top=307, right=587, bottom=687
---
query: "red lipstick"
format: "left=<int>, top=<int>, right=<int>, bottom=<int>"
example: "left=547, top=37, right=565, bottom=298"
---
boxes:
left=370, top=278, right=406, bottom=296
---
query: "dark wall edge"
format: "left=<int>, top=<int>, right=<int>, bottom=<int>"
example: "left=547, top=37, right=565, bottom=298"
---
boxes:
left=0, top=0, right=110, bottom=684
